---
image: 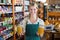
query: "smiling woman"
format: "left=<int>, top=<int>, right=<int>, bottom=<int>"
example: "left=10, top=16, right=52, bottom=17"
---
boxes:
left=19, top=2, right=44, bottom=40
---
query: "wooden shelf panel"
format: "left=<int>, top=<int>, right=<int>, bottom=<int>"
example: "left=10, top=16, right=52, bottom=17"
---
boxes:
left=48, top=14, right=60, bottom=16
left=48, top=20, right=56, bottom=21
left=48, top=20, right=60, bottom=23
left=48, top=11, right=60, bottom=13
left=47, top=0, right=60, bottom=4
left=0, top=11, right=23, bottom=14
left=48, top=12, right=60, bottom=16
left=0, top=3, right=12, bottom=5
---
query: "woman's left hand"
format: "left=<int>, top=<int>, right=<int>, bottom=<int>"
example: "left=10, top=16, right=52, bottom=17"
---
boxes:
left=36, top=32, right=44, bottom=38
left=36, top=32, right=39, bottom=36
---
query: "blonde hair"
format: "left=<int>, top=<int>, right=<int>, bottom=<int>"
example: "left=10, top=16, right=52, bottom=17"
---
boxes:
left=28, top=2, right=38, bottom=9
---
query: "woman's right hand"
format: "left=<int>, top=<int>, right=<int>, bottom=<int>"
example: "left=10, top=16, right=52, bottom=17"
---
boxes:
left=20, top=32, right=24, bottom=36
left=17, top=32, right=24, bottom=36
left=36, top=32, right=44, bottom=38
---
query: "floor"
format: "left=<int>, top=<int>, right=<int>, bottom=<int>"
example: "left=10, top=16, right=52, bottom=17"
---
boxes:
left=6, top=34, right=60, bottom=40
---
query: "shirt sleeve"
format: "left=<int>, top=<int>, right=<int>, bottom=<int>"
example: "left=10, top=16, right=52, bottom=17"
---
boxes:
left=38, top=19, right=45, bottom=37
left=39, top=19, right=45, bottom=29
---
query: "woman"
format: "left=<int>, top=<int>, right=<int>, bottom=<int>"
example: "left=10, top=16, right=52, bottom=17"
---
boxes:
left=20, top=3, right=44, bottom=40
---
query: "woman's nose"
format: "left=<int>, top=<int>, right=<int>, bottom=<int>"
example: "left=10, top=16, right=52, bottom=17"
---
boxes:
left=32, top=10, right=35, bottom=13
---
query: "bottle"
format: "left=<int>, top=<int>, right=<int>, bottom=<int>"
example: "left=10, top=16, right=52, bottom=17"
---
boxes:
left=17, top=25, right=22, bottom=36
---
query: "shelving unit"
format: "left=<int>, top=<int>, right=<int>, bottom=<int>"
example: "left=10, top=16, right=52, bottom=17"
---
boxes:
left=0, top=0, right=14, bottom=40
left=0, top=0, right=24, bottom=40
left=0, top=0, right=31, bottom=40
left=47, top=11, right=60, bottom=24
left=47, top=0, right=60, bottom=24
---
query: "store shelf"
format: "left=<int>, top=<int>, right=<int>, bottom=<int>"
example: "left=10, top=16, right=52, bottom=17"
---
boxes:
left=6, top=11, right=23, bottom=13
left=48, top=19, right=60, bottom=23
left=47, top=7, right=60, bottom=24
left=0, top=3, right=5, bottom=5
left=0, top=3, right=23, bottom=6
left=0, top=26, right=13, bottom=34
left=4, top=33, right=13, bottom=40
left=48, top=19, right=60, bottom=21
left=0, top=11, right=23, bottom=14
left=0, top=30, right=13, bottom=39
left=48, top=12, right=60, bottom=16
left=0, top=3, right=12, bottom=5
left=0, top=0, right=30, bottom=40
left=0, top=25, right=13, bottom=40
left=1, top=31, right=13, bottom=40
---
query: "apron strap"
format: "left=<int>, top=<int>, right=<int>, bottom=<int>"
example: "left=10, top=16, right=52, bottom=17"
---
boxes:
left=38, top=22, right=39, bottom=26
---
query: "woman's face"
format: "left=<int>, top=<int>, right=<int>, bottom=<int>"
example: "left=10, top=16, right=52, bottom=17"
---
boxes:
left=29, top=6, right=37, bottom=14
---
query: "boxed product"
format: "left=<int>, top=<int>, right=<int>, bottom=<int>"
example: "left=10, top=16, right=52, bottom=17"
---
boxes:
left=24, top=1, right=29, bottom=5
left=15, top=6, right=23, bottom=12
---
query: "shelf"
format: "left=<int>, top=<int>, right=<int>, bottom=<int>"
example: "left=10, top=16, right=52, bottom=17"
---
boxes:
left=0, top=3, right=5, bottom=5
left=6, top=11, right=23, bottom=13
left=48, top=20, right=60, bottom=21
left=0, top=0, right=30, bottom=40
left=48, top=11, right=60, bottom=13
left=48, top=12, right=60, bottom=16
left=48, top=11, right=60, bottom=12
left=4, top=33, right=13, bottom=40
left=0, top=11, right=23, bottom=14
left=0, top=26, right=13, bottom=34
left=0, top=3, right=12, bottom=5
left=0, top=3, right=24, bottom=6
left=0, top=27, right=13, bottom=40
left=1, top=31, right=13, bottom=40
left=48, top=20, right=60, bottom=22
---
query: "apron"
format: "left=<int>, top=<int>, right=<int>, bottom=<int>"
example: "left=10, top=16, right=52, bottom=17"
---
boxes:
left=25, top=22, right=40, bottom=40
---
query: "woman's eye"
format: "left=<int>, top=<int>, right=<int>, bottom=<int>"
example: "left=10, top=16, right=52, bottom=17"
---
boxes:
left=31, top=9, right=32, bottom=10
